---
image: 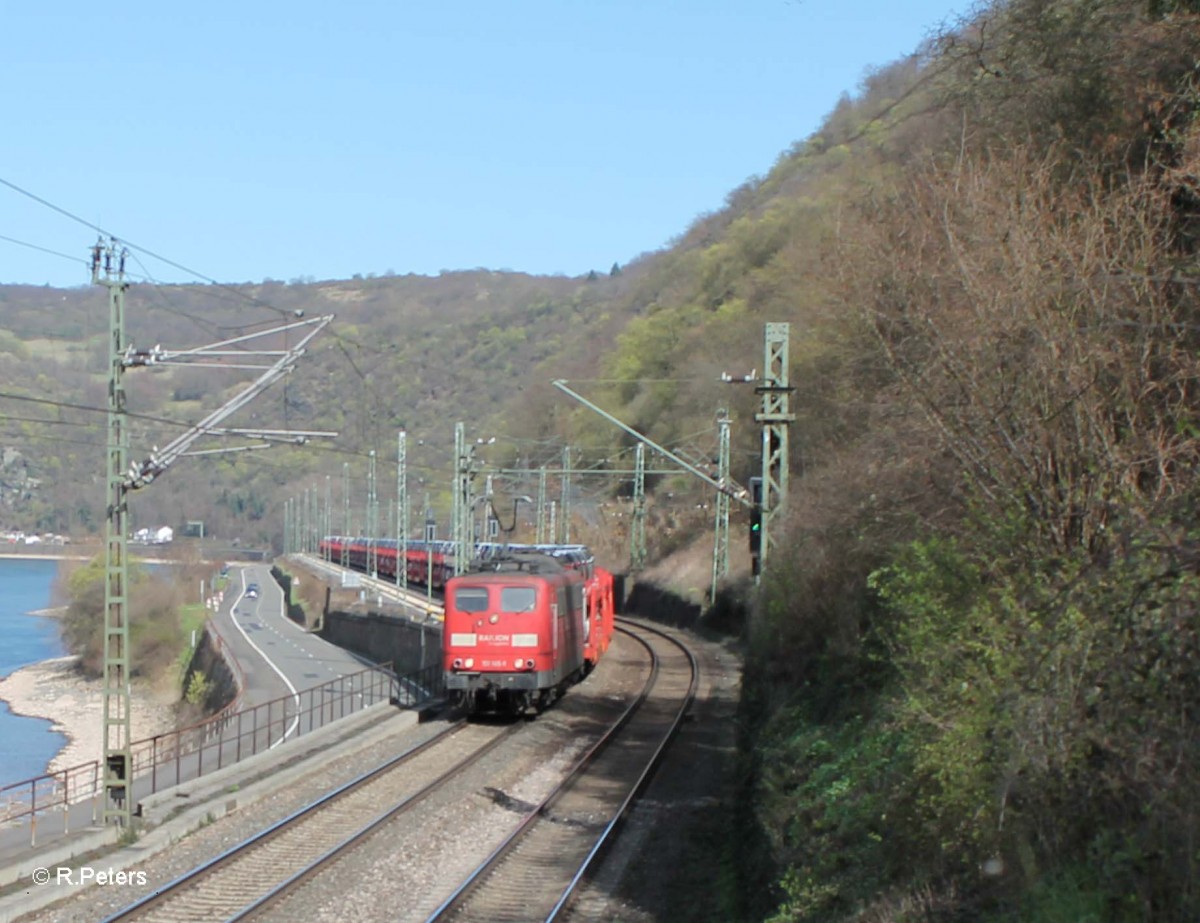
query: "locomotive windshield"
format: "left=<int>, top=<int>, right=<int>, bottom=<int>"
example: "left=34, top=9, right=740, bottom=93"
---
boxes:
left=500, top=586, right=537, bottom=613
left=454, top=587, right=489, bottom=612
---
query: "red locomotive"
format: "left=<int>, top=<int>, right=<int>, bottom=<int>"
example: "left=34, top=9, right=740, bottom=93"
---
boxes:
left=316, top=535, right=616, bottom=714
left=444, top=550, right=615, bottom=714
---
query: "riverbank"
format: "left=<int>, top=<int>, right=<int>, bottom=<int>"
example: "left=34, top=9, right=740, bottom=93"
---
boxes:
left=0, top=656, right=179, bottom=780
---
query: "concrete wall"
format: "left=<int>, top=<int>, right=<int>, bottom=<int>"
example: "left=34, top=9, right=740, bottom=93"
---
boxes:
left=269, top=565, right=309, bottom=627
left=318, top=609, right=442, bottom=676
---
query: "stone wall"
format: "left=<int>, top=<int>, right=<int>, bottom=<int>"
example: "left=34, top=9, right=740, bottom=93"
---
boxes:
left=182, top=624, right=240, bottom=714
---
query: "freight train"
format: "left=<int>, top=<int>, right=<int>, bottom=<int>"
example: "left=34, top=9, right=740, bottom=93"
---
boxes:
left=317, top=535, right=616, bottom=714
left=317, top=535, right=458, bottom=589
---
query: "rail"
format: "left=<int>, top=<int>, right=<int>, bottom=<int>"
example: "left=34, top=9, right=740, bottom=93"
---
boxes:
left=426, top=618, right=698, bottom=922
left=0, top=651, right=443, bottom=848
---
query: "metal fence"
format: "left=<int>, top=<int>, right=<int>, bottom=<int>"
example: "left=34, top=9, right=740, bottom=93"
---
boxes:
left=0, top=649, right=443, bottom=847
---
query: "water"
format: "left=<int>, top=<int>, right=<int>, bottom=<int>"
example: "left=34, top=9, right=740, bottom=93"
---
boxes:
left=0, top=558, right=68, bottom=786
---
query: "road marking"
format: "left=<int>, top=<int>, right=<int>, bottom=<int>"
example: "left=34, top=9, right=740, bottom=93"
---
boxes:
left=228, top=571, right=300, bottom=748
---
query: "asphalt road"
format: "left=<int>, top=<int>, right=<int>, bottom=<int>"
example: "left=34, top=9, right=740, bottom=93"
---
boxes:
left=215, top=564, right=376, bottom=710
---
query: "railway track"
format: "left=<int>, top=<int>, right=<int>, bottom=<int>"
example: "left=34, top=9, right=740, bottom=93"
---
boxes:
left=99, top=719, right=517, bottom=923
left=426, top=617, right=699, bottom=923
left=95, top=618, right=694, bottom=923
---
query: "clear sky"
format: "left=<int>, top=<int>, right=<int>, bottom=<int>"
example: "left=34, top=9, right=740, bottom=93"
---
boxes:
left=2, top=1, right=970, bottom=289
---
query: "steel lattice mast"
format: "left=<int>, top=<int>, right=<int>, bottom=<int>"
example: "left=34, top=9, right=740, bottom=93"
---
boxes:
left=559, top=445, right=571, bottom=543
left=711, top=409, right=731, bottom=603
left=535, top=465, right=547, bottom=543
left=631, top=442, right=647, bottom=572
left=397, top=431, right=408, bottom=589
left=452, top=422, right=474, bottom=574
left=756, top=322, right=794, bottom=573
left=324, top=476, right=331, bottom=560
left=367, top=449, right=378, bottom=576
left=341, top=462, right=350, bottom=566
left=94, top=235, right=333, bottom=827
left=97, top=240, right=133, bottom=827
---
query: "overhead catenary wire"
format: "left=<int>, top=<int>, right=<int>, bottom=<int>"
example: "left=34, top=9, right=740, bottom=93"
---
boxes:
left=0, top=175, right=299, bottom=320
left=0, top=232, right=90, bottom=269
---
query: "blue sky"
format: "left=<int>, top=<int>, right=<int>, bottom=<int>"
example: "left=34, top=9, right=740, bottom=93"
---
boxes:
left=2, top=1, right=971, bottom=289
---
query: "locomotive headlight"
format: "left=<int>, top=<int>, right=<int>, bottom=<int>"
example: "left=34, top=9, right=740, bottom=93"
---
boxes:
left=514, top=658, right=522, bottom=669
left=489, top=614, right=499, bottom=624
left=464, top=658, right=474, bottom=669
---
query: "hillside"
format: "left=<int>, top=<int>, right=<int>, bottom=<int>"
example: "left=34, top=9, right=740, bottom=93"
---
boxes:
left=577, top=0, right=1199, bottom=920
left=0, top=270, right=629, bottom=549
left=2, top=0, right=1200, bottom=917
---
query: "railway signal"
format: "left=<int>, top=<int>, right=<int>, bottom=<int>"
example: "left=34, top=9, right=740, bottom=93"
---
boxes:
left=748, top=476, right=763, bottom=575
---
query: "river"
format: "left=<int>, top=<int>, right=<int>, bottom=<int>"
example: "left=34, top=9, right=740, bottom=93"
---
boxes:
left=0, top=557, right=67, bottom=786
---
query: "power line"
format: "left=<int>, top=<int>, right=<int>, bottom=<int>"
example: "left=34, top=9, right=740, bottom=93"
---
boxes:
left=0, top=175, right=297, bottom=320
left=0, top=232, right=89, bottom=268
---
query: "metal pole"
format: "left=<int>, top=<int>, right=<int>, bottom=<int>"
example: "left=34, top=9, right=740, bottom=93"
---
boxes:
left=425, top=493, right=434, bottom=606
left=97, top=239, right=133, bottom=828
left=632, top=442, right=647, bottom=572
left=367, top=450, right=378, bottom=576
left=756, top=323, right=794, bottom=576
left=559, top=445, right=571, bottom=543
left=484, top=474, right=496, bottom=540
left=712, top=409, right=731, bottom=604
left=453, top=423, right=474, bottom=574
left=341, top=462, right=350, bottom=566
left=397, top=431, right=408, bottom=590
left=553, top=380, right=750, bottom=504
left=536, top=465, right=547, bottom=544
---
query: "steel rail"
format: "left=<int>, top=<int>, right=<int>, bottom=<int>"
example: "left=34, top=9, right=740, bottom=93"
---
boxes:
left=425, top=617, right=697, bottom=922
left=99, top=718, right=516, bottom=923
left=546, top=617, right=700, bottom=921
left=226, top=721, right=523, bottom=922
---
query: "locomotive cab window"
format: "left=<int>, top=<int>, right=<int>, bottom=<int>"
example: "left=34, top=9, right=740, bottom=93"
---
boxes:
left=500, top=586, right=537, bottom=613
left=454, top=587, right=489, bottom=612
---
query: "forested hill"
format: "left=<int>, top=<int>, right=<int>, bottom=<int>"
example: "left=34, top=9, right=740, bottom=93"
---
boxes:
left=647, top=0, right=1200, bottom=919
left=0, top=270, right=625, bottom=543
left=2, top=0, right=1200, bottom=916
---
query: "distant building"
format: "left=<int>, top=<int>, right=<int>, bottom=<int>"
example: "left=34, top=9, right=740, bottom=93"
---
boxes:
left=133, top=526, right=174, bottom=544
